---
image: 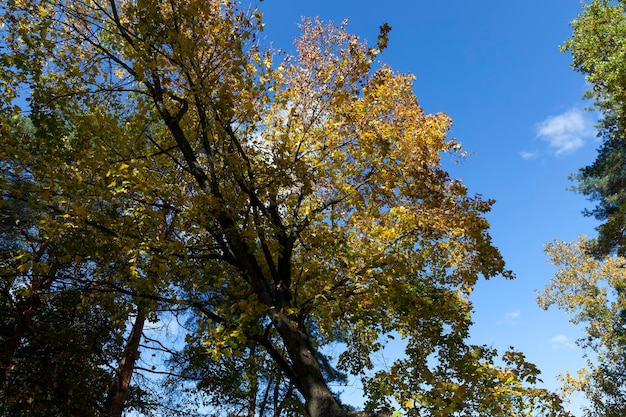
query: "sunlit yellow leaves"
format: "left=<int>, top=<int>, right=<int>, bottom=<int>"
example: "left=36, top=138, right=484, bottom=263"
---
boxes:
left=540, top=236, right=626, bottom=328
left=541, top=236, right=626, bottom=411
left=402, top=399, right=414, bottom=409
left=0, top=2, right=555, bottom=415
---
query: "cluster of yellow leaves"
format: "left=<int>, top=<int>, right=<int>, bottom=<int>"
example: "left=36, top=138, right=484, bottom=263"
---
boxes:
left=540, top=237, right=626, bottom=347
left=0, top=1, right=565, bottom=415
left=540, top=236, right=626, bottom=410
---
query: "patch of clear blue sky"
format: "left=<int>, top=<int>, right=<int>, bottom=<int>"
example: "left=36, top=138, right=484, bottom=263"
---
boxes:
left=259, top=1, right=599, bottom=415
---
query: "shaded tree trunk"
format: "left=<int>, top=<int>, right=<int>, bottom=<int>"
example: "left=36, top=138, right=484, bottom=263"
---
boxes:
left=105, top=307, right=146, bottom=417
left=247, top=345, right=259, bottom=417
left=273, top=316, right=346, bottom=417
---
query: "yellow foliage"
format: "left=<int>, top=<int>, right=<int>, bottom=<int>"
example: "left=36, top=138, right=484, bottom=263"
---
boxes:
left=0, top=1, right=561, bottom=415
left=541, top=237, right=626, bottom=412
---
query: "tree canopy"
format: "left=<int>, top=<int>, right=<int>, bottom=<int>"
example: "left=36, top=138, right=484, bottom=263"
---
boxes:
left=1, top=1, right=568, bottom=416
left=564, top=0, right=626, bottom=257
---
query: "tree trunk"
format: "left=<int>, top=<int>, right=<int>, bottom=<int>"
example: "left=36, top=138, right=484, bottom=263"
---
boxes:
left=273, top=316, right=346, bottom=417
left=247, top=346, right=258, bottom=417
left=105, top=307, right=146, bottom=417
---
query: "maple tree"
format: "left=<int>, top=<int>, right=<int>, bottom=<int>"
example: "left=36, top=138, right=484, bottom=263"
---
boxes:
left=1, top=0, right=569, bottom=416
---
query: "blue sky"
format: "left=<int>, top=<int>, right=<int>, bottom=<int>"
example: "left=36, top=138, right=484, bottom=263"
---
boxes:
left=260, top=1, right=600, bottom=414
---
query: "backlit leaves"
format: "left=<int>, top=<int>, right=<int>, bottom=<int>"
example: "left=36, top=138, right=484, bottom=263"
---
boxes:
left=1, top=1, right=564, bottom=415
left=541, top=237, right=626, bottom=416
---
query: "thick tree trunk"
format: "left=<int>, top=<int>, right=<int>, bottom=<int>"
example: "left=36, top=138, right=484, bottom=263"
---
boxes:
left=273, top=316, right=346, bottom=417
left=105, top=307, right=146, bottom=417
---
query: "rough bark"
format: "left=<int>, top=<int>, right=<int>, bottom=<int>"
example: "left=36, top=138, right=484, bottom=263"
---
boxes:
left=272, top=316, right=346, bottom=417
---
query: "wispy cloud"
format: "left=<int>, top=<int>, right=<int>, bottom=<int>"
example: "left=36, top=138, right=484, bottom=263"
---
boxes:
left=519, top=151, right=537, bottom=160
left=497, top=309, right=521, bottom=325
left=548, top=334, right=576, bottom=350
left=506, top=309, right=521, bottom=320
left=535, top=108, right=595, bottom=155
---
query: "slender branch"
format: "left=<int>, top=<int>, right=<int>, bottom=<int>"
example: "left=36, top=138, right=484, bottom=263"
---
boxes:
left=134, top=366, right=194, bottom=380
left=108, top=0, right=137, bottom=48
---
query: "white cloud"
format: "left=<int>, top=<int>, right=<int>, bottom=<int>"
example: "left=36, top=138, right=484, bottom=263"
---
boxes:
left=535, top=108, right=595, bottom=155
left=519, top=151, right=537, bottom=160
left=506, top=309, right=521, bottom=320
left=497, top=309, right=521, bottom=325
left=548, top=334, right=576, bottom=350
